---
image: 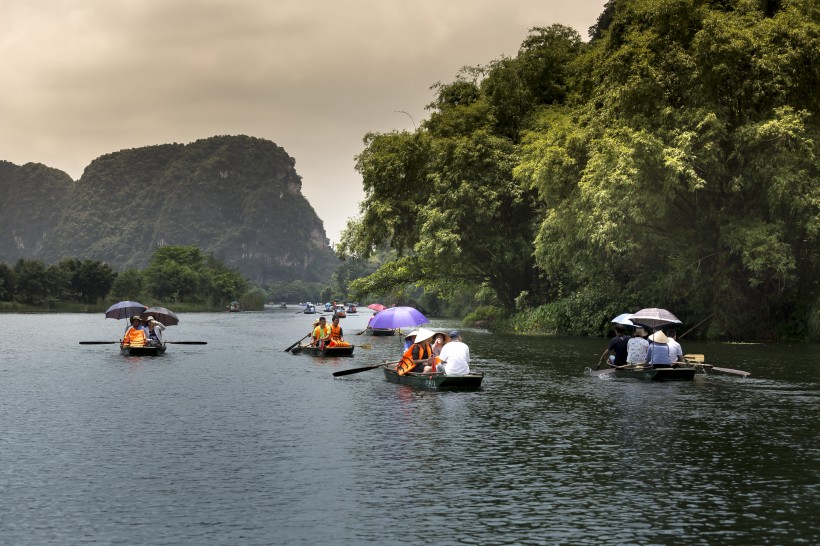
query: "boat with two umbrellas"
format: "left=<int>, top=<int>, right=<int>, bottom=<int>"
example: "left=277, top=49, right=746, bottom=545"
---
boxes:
left=363, top=303, right=395, bottom=336
left=79, top=301, right=203, bottom=356
left=588, top=308, right=749, bottom=380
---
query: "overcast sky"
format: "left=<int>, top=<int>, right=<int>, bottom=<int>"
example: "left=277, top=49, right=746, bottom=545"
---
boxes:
left=1, top=0, right=605, bottom=244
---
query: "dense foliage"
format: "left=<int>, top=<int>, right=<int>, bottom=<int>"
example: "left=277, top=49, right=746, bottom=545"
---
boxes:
left=340, top=0, right=820, bottom=339
left=0, top=136, right=338, bottom=283
left=0, top=245, right=249, bottom=310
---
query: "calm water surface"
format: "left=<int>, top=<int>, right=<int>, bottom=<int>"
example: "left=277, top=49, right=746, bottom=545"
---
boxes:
left=1, top=309, right=817, bottom=545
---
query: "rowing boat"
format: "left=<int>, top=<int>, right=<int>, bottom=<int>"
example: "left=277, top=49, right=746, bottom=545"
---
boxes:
left=291, top=345, right=355, bottom=357
left=611, top=364, right=696, bottom=381
left=382, top=363, right=483, bottom=390
left=121, top=344, right=167, bottom=356
left=369, top=327, right=395, bottom=336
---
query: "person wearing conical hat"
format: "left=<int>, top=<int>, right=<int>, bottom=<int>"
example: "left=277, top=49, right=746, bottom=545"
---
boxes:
left=647, top=330, right=674, bottom=366
left=397, top=329, right=435, bottom=376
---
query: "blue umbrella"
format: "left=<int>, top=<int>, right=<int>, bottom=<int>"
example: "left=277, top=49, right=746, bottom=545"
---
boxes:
left=611, top=313, right=635, bottom=327
left=369, top=306, right=428, bottom=329
left=105, top=301, right=147, bottom=320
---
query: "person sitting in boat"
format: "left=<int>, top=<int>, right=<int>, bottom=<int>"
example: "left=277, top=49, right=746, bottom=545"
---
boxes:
left=145, top=316, right=166, bottom=347
left=396, top=329, right=435, bottom=376
left=435, top=330, right=471, bottom=375
left=598, top=326, right=629, bottom=368
left=422, top=332, right=449, bottom=373
left=626, top=327, right=650, bottom=365
left=311, top=316, right=331, bottom=349
left=647, top=331, right=675, bottom=367
left=122, top=316, right=149, bottom=348
left=327, top=316, right=350, bottom=348
left=666, top=329, right=684, bottom=363
left=402, top=331, right=417, bottom=351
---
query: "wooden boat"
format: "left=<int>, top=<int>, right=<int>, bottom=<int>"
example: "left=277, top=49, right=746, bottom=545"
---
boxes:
left=383, top=363, right=484, bottom=390
left=589, top=363, right=696, bottom=381
left=614, top=364, right=695, bottom=381
left=121, top=344, right=167, bottom=356
left=369, top=327, right=395, bottom=336
left=333, top=305, right=346, bottom=318
left=303, top=304, right=317, bottom=314
left=291, top=344, right=355, bottom=357
left=346, top=304, right=357, bottom=314
left=228, top=301, right=240, bottom=312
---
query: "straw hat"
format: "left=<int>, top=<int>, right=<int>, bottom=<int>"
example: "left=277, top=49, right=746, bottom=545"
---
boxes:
left=413, top=328, right=436, bottom=344
left=649, top=331, right=669, bottom=343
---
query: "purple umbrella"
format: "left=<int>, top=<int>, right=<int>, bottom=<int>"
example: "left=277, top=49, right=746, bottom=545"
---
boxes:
left=629, top=308, right=682, bottom=329
left=368, top=306, right=429, bottom=329
left=105, top=301, right=147, bottom=320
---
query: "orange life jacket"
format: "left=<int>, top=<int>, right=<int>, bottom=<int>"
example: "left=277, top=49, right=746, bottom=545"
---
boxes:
left=330, top=323, right=343, bottom=341
left=397, top=342, right=432, bottom=376
left=122, top=327, right=147, bottom=347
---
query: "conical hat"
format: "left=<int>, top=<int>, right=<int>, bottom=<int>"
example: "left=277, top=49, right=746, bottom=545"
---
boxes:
left=649, top=331, right=669, bottom=343
left=413, top=328, right=436, bottom=344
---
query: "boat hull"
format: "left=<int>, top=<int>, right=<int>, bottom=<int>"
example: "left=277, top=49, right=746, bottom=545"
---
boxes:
left=369, top=328, right=395, bottom=336
left=612, top=365, right=695, bottom=381
left=121, top=344, right=167, bottom=356
left=383, top=365, right=483, bottom=390
left=293, top=345, right=355, bottom=357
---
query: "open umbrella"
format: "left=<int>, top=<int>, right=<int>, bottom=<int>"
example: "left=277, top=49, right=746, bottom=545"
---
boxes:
left=611, top=313, right=635, bottom=327
left=369, top=306, right=428, bottom=329
left=630, top=308, right=682, bottom=329
left=140, top=306, right=179, bottom=326
left=105, top=301, right=147, bottom=320
left=367, top=303, right=386, bottom=312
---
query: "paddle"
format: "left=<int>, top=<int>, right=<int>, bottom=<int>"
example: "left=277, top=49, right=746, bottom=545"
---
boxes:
left=333, top=361, right=394, bottom=377
left=355, top=328, right=368, bottom=335
left=79, top=341, right=119, bottom=344
left=684, top=358, right=750, bottom=377
left=284, top=333, right=311, bottom=352
left=165, top=341, right=208, bottom=345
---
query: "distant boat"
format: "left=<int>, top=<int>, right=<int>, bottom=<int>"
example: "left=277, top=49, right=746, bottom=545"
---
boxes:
left=304, top=304, right=317, bottom=314
left=346, top=304, right=358, bottom=314
left=228, top=301, right=241, bottom=312
left=279, top=302, right=287, bottom=308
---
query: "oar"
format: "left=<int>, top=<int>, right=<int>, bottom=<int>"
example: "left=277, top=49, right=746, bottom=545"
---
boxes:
left=358, top=343, right=372, bottom=349
left=165, top=341, right=208, bottom=345
left=710, top=366, right=751, bottom=377
left=685, top=359, right=750, bottom=377
left=333, top=360, right=395, bottom=377
left=355, top=328, right=368, bottom=335
left=79, top=341, right=119, bottom=344
left=285, top=333, right=311, bottom=352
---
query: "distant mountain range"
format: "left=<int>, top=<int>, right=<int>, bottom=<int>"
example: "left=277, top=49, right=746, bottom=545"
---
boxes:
left=0, top=135, right=338, bottom=282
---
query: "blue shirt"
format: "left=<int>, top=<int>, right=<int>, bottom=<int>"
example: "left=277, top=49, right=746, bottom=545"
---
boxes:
left=647, top=342, right=673, bottom=365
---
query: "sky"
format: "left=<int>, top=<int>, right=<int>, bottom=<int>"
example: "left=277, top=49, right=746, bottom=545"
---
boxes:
left=1, top=0, right=605, bottom=245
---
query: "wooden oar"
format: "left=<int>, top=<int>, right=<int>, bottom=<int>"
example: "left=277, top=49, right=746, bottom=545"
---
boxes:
left=358, top=343, right=372, bottom=349
left=355, top=328, right=368, bottom=335
left=284, top=333, right=311, bottom=353
left=165, top=341, right=207, bottom=345
left=79, top=341, right=119, bottom=344
left=685, top=359, right=750, bottom=377
left=333, top=360, right=395, bottom=377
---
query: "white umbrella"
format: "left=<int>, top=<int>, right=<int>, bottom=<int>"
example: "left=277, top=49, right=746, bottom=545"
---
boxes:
left=630, top=308, right=682, bottom=329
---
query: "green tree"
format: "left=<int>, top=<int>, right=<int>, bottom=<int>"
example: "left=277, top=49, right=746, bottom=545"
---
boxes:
left=0, top=262, right=16, bottom=301
left=108, top=269, right=144, bottom=301
left=13, top=259, right=48, bottom=305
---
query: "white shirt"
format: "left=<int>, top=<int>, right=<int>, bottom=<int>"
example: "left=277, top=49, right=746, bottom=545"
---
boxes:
left=438, top=340, right=470, bottom=375
left=667, top=338, right=683, bottom=362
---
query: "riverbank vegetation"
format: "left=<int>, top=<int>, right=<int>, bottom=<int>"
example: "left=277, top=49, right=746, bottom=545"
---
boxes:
left=339, top=0, right=820, bottom=340
left=0, top=245, right=253, bottom=312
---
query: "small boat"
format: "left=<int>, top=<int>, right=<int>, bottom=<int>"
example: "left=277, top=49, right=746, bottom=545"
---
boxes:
left=592, top=364, right=696, bottom=381
left=369, top=327, right=395, bottom=336
left=279, top=302, right=287, bottom=309
left=333, top=305, right=346, bottom=318
left=304, top=304, right=317, bottom=314
left=292, top=344, right=355, bottom=357
left=382, top=363, right=484, bottom=390
left=346, top=304, right=357, bottom=314
left=228, top=301, right=241, bottom=312
left=121, top=344, right=167, bottom=356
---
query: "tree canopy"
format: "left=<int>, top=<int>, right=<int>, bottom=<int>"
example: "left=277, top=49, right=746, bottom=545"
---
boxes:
left=340, top=2, right=820, bottom=339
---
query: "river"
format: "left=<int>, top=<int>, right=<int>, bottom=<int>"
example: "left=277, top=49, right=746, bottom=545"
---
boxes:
left=1, top=308, right=817, bottom=545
